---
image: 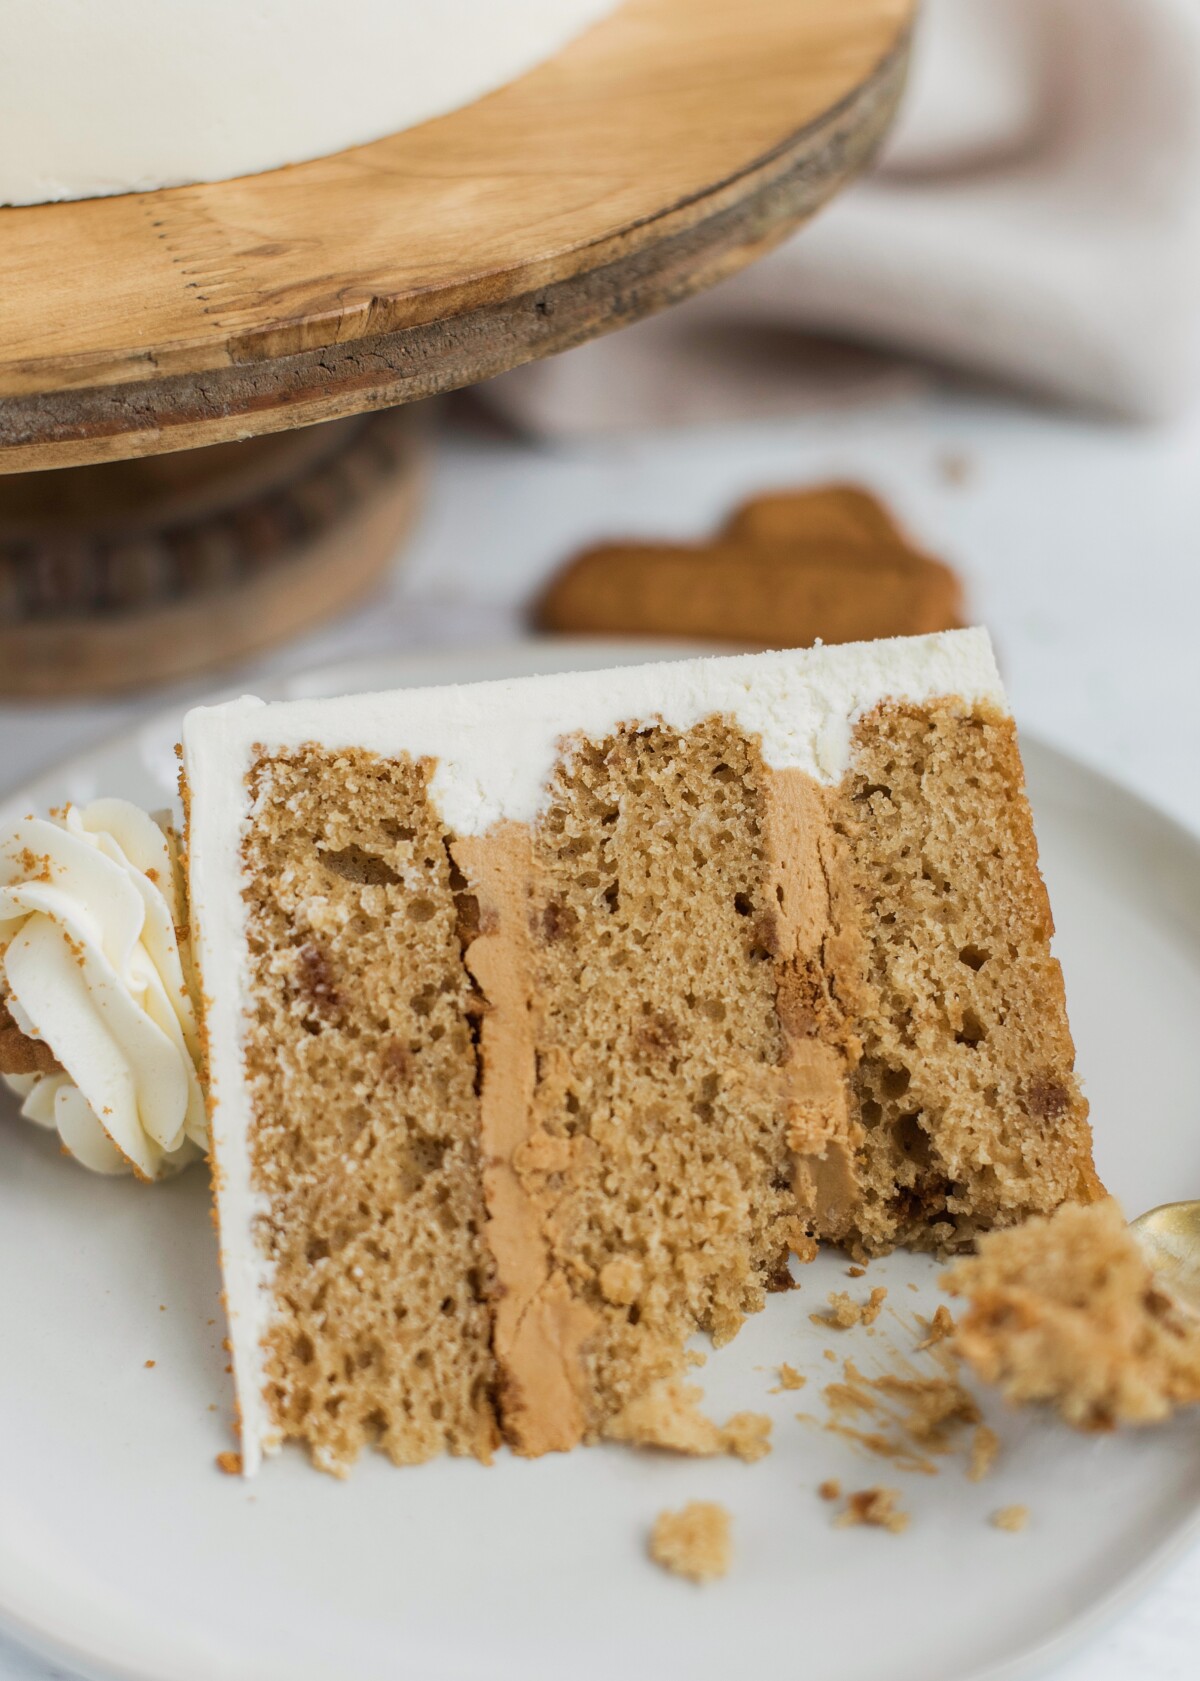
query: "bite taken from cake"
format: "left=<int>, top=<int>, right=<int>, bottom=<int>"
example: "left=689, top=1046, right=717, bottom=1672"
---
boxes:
left=945, top=1198, right=1200, bottom=1429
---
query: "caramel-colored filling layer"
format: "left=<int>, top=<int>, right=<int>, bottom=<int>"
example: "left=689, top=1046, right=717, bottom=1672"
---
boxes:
left=464, top=719, right=805, bottom=1450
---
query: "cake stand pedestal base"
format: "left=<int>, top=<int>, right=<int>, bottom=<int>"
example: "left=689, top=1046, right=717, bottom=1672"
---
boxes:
left=0, top=408, right=423, bottom=698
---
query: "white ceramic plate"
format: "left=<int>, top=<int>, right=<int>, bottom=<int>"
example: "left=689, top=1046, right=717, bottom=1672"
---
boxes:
left=3, top=640, right=1200, bottom=1681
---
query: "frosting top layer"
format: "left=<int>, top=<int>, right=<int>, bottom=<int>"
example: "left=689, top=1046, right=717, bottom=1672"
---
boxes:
left=0, top=0, right=618, bottom=205
left=185, top=629, right=1005, bottom=839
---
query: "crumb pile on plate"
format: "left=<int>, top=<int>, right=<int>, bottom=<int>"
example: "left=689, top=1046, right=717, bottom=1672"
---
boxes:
left=811, top=1351, right=984, bottom=1477
left=168, top=628, right=1099, bottom=1475
left=945, top=1197, right=1200, bottom=1428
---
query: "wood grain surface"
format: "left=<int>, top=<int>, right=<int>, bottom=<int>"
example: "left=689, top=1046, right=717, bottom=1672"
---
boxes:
left=0, top=0, right=914, bottom=473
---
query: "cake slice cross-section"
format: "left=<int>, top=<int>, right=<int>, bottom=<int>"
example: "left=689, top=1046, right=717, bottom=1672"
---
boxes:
left=182, top=629, right=1099, bottom=1475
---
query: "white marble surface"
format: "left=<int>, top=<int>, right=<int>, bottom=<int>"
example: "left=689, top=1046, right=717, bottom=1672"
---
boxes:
left=2, top=384, right=1198, bottom=1680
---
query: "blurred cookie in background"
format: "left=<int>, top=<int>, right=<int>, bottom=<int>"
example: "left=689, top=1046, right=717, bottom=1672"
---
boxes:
left=534, top=483, right=965, bottom=649
left=721, top=481, right=904, bottom=545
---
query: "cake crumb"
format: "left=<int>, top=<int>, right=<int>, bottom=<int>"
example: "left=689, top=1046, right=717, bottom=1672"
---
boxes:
left=874, top=1371, right=979, bottom=1447
left=824, top=1349, right=837, bottom=1362
left=605, top=1379, right=770, bottom=1460
left=917, top=1305, right=956, bottom=1351
left=847, top=1266, right=866, bottom=1279
left=598, top=1256, right=642, bottom=1306
left=722, top=1411, right=772, bottom=1463
left=992, top=1504, right=1029, bottom=1532
left=774, top=1363, right=807, bottom=1392
left=812, top=1357, right=981, bottom=1474
left=862, top=1288, right=887, bottom=1325
left=811, top=1287, right=888, bottom=1330
left=968, top=1424, right=1000, bottom=1483
left=606, top=1381, right=719, bottom=1454
left=215, top=1451, right=243, bottom=1476
left=650, top=1502, right=732, bottom=1583
left=144, top=1359, right=155, bottom=1369
left=817, top=1478, right=841, bottom=1501
left=945, top=1198, right=1200, bottom=1429
left=834, top=1487, right=909, bottom=1534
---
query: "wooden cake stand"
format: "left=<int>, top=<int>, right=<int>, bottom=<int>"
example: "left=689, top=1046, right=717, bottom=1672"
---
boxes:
left=0, top=0, right=915, bottom=693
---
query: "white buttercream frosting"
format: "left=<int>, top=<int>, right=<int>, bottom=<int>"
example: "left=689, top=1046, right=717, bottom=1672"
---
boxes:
left=0, top=800, right=207, bottom=1181
left=0, top=0, right=618, bottom=205
left=188, top=629, right=1006, bottom=837
left=183, top=628, right=1007, bottom=1473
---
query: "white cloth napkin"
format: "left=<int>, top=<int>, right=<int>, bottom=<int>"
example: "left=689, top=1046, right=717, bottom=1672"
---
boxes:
left=482, top=0, right=1200, bottom=434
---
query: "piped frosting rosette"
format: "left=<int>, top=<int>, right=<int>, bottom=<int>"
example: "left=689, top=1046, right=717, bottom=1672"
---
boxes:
left=0, top=799, right=207, bottom=1179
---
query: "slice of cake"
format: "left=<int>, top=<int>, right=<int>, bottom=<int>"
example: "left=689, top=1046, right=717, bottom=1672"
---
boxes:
left=180, top=628, right=1099, bottom=1475
left=945, top=1199, right=1200, bottom=1429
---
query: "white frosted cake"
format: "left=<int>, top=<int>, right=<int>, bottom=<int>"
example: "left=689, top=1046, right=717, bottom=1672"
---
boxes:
left=0, top=0, right=619, bottom=206
left=171, top=629, right=1098, bottom=1475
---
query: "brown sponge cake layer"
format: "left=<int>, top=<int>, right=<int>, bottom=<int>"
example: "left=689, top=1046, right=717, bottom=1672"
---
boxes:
left=460, top=718, right=811, bottom=1453
left=240, top=746, right=498, bottom=1474
left=796, top=700, right=1101, bottom=1256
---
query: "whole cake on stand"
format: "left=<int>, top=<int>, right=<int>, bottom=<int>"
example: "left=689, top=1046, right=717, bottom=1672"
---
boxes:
left=0, top=0, right=915, bottom=696
left=0, top=0, right=618, bottom=204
